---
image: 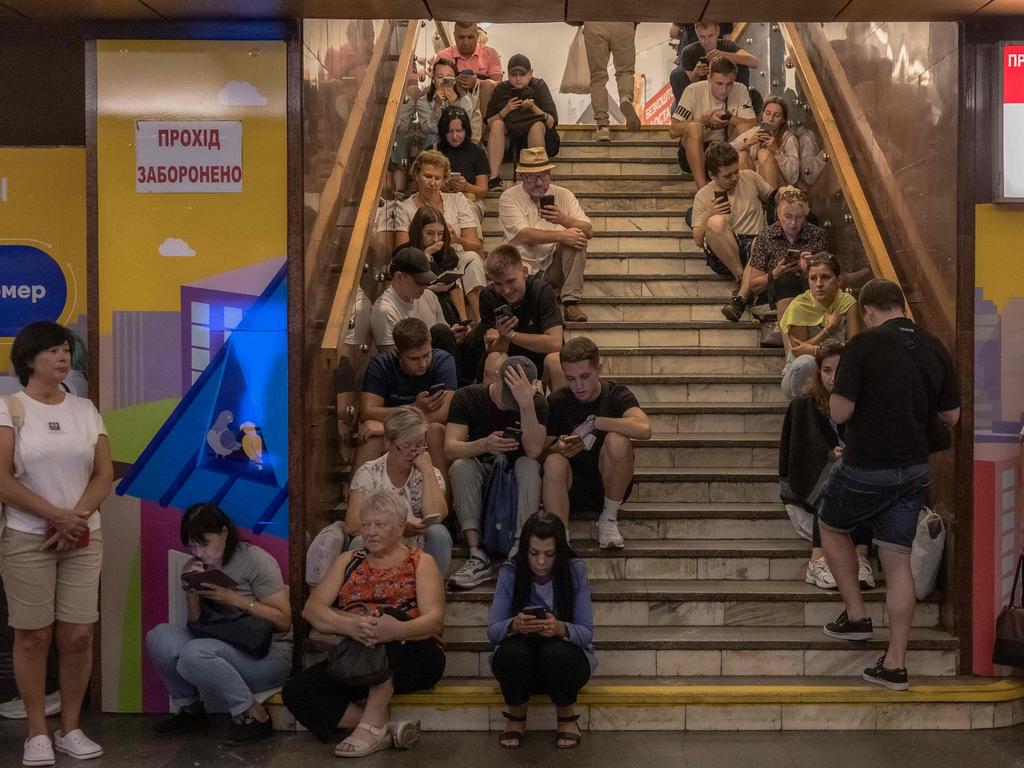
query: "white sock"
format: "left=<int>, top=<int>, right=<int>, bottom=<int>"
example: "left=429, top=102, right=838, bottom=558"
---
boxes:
left=470, top=546, right=489, bottom=562
left=599, top=498, right=622, bottom=524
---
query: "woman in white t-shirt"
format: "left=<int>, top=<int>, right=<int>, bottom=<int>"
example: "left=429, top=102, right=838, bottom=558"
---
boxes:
left=344, top=407, right=452, bottom=577
left=0, top=322, right=113, bottom=766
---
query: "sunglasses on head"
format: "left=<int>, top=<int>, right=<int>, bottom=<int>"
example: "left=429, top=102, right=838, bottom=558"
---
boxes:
left=777, top=188, right=809, bottom=203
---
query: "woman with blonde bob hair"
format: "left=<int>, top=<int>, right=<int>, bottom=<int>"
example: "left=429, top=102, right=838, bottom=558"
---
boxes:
left=283, top=487, right=446, bottom=758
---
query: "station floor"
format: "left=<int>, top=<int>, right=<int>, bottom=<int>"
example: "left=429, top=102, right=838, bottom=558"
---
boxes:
left=3, top=715, right=1024, bottom=767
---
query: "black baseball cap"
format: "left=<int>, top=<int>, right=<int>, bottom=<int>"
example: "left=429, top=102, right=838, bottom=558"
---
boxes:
left=508, top=54, right=531, bottom=76
left=389, top=246, right=438, bottom=285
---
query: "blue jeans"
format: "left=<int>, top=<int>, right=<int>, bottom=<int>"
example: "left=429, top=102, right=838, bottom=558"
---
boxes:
left=349, top=523, right=453, bottom=577
left=818, top=460, right=931, bottom=553
left=146, top=623, right=292, bottom=716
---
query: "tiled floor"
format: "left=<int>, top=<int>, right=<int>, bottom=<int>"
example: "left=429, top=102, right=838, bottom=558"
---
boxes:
left=4, top=715, right=1024, bottom=767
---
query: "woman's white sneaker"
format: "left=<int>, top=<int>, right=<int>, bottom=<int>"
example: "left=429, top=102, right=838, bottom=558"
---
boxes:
left=23, top=735, right=55, bottom=767
left=805, top=556, right=837, bottom=589
left=858, top=553, right=876, bottom=589
left=53, top=729, right=103, bottom=760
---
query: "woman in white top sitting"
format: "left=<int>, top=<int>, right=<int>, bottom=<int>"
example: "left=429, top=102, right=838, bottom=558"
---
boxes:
left=0, top=322, right=113, bottom=766
left=733, top=96, right=800, bottom=188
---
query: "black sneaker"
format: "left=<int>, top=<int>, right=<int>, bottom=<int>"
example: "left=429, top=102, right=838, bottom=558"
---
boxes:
left=224, top=713, right=273, bottom=745
left=863, top=655, right=909, bottom=691
left=153, top=703, right=207, bottom=736
left=488, top=176, right=504, bottom=192
left=721, top=294, right=747, bottom=322
left=823, top=610, right=873, bottom=641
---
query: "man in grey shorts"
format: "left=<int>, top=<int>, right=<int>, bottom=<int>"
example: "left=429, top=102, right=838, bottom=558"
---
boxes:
left=817, top=279, right=960, bottom=691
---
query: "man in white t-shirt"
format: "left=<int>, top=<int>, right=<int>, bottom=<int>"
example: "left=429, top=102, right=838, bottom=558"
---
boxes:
left=669, top=57, right=755, bottom=186
left=497, top=147, right=593, bottom=323
left=370, top=246, right=467, bottom=353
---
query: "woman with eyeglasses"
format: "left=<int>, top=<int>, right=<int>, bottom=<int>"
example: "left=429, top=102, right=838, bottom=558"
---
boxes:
left=732, top=96, right=799, bottom=188
left=779, top=251, right=863, bottom=400
left=344, top=407, right=452, bottom=578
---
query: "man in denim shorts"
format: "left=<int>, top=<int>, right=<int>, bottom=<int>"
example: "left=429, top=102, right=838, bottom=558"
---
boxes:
left=818, top=279, right=959, bottom=691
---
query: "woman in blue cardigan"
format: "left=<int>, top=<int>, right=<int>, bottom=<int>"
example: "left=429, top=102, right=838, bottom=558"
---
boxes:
left=486, top=514, right=595, bottom=750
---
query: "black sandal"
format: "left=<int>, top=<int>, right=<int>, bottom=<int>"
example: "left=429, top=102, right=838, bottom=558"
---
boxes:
left=499, top=711, right=527, bottom=749
left=555, top=714, right=581, bottom=749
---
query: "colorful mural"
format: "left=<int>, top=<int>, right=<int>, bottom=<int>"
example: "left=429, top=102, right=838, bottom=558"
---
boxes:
left=96, top=39, right=287, bottom=711
left=973, top=203, right=1024, bottom=675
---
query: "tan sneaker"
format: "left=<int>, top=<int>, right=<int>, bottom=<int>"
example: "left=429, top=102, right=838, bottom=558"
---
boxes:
left=563, top=303, right=588, bottom=322
left=595, top=125, right=611, bottom=142
left=621, top=101, right=641, bottom=131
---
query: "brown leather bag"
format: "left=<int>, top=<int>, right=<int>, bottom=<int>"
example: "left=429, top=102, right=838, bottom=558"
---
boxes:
left=993, top=555, right=1024, bottom=667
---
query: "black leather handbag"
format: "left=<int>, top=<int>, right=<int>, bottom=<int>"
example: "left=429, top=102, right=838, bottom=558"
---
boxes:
left=993, top=555, right=1024, bottom=667
left=187, top=611, right=274, bottom=658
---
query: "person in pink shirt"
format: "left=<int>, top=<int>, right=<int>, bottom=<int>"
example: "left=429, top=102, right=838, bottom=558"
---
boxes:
left=438, top=22, right=503, bottom=137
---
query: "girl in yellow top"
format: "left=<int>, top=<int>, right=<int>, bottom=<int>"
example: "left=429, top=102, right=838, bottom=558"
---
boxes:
left=779, top=252, right=863, bottom=400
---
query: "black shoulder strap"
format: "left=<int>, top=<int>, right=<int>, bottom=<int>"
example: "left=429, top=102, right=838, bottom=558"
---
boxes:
left=342, top=549, right=368, bottom=585
left=892, top=326, right=940, bottom=415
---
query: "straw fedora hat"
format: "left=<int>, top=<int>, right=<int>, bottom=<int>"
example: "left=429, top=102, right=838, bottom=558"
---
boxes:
left=515, top=146, right=556, bottom=174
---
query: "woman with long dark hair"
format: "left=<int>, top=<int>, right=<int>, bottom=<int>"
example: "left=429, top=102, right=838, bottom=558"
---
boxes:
left=146, top=503, right=293, bottom=746
left=436, top=106, right=489, bottom=224
left=732, top=95, right=799, bottom=187
left=407, top=205, right=470, bottom=326
left=486, top=514, right=594, bottom=750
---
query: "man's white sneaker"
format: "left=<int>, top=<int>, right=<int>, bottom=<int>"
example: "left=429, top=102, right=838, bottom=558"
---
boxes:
left=0, top=692, right=61, bottom=720
left=23, top=735, right=55, bottom=767
left=596, top=519, right=625, bottom=549
left=858, top=553, right=877, bottom=589
left=449, top=555, right=493, bottom=589
left=805, top=556, right=837, bottom=589
left=53, top=729, right=103, bottom=760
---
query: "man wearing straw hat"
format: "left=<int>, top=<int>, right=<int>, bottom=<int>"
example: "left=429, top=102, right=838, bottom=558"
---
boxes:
left=498, top=147, right=593, bottom=323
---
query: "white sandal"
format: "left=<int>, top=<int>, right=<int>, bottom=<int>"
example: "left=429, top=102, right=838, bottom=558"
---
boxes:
left=335, top=722, right=392, bottom=758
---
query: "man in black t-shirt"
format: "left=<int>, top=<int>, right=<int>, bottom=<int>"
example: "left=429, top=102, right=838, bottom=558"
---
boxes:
left=817, top=279, right=960, bottom=691
left=679, top=22, right=757, bottom=90
left=467, top=244, right=565, bottom=388
left=445, top=355, right=549, bottom=588
left=543, top=338, right=651, bottom=550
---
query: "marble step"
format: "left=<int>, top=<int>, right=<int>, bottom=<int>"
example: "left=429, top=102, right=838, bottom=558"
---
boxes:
left=557, top=125, right=675, bottom=142
left=556, top=372, right=783, bottom=404
left=444, top=581, right=938, bottom=629
left=599, top=345, right=785, bottom=375
left=565, top=322, right=760, bottom=349
left=535, top=175, right=692, bottom=193
left=582, top=295, right=765, bottom=321
left=557, top=139, right=680, bottom=159
left=500, top=158, right=682, bottom=177
left=585, top=254, right=706, bottom=276
left=438, top=626, right=958, bottom=679
left=634, top=433, right=778, bottom=469
left=581, top=273, right=734, bottom=299
left=483, top=193, right=696, bottom=214
left=629, top=466, right=779, bottom=504
left=479, top=212, right=690, bottom=233
left=482, top=230, right=696, bottom=253
left=642, top=402, right=786, bottom=435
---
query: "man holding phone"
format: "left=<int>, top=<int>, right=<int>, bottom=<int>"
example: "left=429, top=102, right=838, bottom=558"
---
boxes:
left=669, top=57, right=755, bottom=186
left=543, top=338, right=651, bottom=549
left=498, top=147, right=592, bottom=322
left=436, top=22, right=504, bottom=139
left=353, top=318, right=457, bottom=476
left=445, top=356, right=548, bottom=588
left=680, top=21, right=757, bottom=88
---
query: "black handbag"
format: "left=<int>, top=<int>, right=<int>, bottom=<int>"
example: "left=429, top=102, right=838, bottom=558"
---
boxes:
left=993, top=555, right=1024, bottom=667
left=187, top=610, right=274, bottom=658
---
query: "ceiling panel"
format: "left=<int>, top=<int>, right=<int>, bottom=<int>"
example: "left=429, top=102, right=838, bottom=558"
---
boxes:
left=2, top=0, right=158, bottom=18
left=142, top=0, right=291, bottom=18
left=431, top=0, right=562, bottom=23
left=0, top=3, right=24, bottom=17
left=294, top=0, right=429, bottom=19
left=836, top=0, right=989, bottom=20
left=565, top=0, right=705, bottom=22
left=702, top=0, right=849, bottom=22
left=974, top=0, right=1024, bottom=14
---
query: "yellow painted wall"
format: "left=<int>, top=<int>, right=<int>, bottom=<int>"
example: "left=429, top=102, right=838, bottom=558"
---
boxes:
left=0, top=148, right=86, bottom=371
left=976, top=203, right=1024, bottom=311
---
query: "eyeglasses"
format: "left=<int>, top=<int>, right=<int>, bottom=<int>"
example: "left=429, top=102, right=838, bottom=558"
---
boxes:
left=394, top=440, right=427, bottom=453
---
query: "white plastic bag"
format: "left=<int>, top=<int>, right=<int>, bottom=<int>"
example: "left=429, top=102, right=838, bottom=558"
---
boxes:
left=910, top=507, right=945, bottom=600
left=560, top=28, right=590, bottom=95
left=784, top=504, right=814, bottom=542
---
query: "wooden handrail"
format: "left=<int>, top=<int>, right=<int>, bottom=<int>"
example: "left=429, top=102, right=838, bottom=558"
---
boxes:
left=788, top=22, right=954, bottom=334
left=320, top=20, right=419, bottom=361
left=727, top=22, right=749, bottom=42
left=779, top=23, right=913, bottom=321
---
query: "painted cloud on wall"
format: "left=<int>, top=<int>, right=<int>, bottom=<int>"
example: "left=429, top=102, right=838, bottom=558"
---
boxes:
left=158, top=237, right=196, bottom=257
left=218, top=80, right=268, bottom=106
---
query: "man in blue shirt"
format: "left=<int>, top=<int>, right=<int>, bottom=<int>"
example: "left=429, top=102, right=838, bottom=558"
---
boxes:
left=350, top=317, right=458, bottom=477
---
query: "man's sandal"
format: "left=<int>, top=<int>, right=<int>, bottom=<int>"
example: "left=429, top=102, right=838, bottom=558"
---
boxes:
left=498, top=711, right=527, bottom=749
left=335, top=722, right=392, bottom=758
left=555, top=714, right=582, bottom=749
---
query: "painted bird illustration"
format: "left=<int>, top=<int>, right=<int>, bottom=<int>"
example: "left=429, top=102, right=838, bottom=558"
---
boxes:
left=206, top=410, right=241, bottom=458
left=240, top=422, right=264, bottom=470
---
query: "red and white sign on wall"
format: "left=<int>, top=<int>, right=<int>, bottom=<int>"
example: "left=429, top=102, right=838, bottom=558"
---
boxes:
left=644, top=82, right=674, bottom=127
left=1000, top=44, right=1024, bottom=201
left=135, top=121, right=243, bottom=193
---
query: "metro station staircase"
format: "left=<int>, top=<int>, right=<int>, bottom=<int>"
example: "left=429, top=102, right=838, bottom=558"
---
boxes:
left=282, top=122, right=1024, bottom=733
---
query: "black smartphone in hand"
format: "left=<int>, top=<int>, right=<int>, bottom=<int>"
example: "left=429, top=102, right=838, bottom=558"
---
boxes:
left=540, top=194, right=556, bottom=209
left=502, top=426, right=523, bottom=441
left=523, top=605, right=547, bottom=620
left=429, top=382, right=446, bottom=396
left=713, top=190, right=729, bottom=204
left=494, top=304, right=516, bottom=319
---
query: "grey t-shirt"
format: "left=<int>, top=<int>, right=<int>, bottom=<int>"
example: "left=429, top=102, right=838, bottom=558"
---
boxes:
left=188, top=542, right=292, bottom=649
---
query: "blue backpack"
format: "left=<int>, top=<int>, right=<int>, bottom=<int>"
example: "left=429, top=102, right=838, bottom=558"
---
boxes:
left=481, top=453, right=518, bottom=558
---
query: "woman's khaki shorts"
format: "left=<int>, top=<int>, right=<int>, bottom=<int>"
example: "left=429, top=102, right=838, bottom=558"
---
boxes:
left=0, top=527, right=103, bottom=630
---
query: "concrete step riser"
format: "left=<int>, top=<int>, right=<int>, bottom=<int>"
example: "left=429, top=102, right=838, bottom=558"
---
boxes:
left=572, top=517, right=797, bottom=541
left=635, top=445, right=778, bottom=469
left=649, top=412, right=785, bottom=435
left=582, top=278, right=734, bottom=299
left=482, top=233, right=695, bottom=252
left=547, top=178, right=692, bottom=193
left=484, top=196, right=693, bottom=213
left=444, top=600, right=940, bottom=629
left=587, top=257, right=706, bottom=276
left=513, top=160, right=681, bottom=176
left=625, top=381, right=785, bottom=404
left=586, top=304, right=740, bottom=322
left=558, top=144, right=679, bottom=159
left=560, top=129, right=675, bottom=142
left=565, top=327, right=760, bottom=349
left=631, top=478, right=780, bottom=504
left=436, top=648, right=957, bottom=679
left=590, top=216, right=689, bottom=232
left=601, top=352, right=784, bottom=375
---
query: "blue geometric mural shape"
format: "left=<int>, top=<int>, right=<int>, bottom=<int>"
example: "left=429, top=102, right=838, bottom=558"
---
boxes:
left=118, top=264, right=288, bottom=537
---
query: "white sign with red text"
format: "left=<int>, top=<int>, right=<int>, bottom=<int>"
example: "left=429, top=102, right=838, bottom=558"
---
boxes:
left=135, top=121, right=242, bottom=193
left=1002, top=45, right=1024, bottom=200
